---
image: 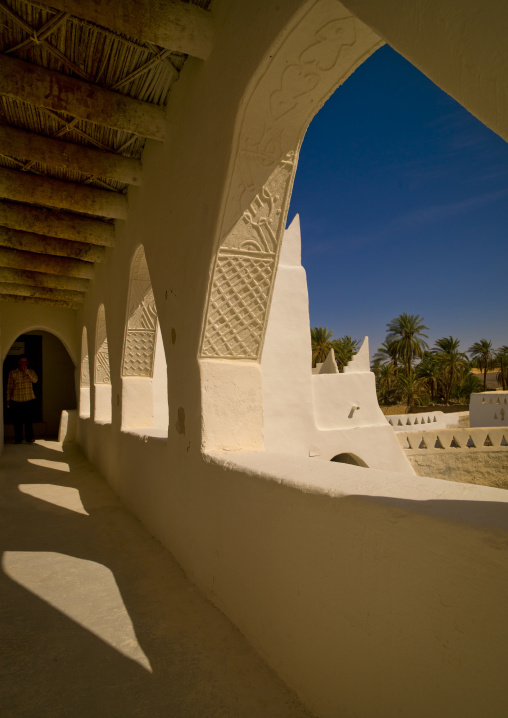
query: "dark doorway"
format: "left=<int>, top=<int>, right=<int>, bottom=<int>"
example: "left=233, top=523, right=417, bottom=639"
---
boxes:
left=3, top=331, right=76, bottom=441
left=3, top=334, right=43, bottom=427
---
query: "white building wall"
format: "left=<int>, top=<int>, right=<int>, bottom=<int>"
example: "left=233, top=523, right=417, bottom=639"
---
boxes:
left=261, top=215, right=413, bottom=473
left=470, top=391, right=508, bottom=427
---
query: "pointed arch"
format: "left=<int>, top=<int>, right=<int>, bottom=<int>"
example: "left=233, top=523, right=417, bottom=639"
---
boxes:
left=79, top=326, right=90, bottom=419
left=121, top=245, right=168, bottom=435
left=95, top=304, right=112, bottom=423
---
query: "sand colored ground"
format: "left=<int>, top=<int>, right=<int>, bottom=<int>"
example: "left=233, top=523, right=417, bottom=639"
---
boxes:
left=0, top=441, right=312, bottom=718
left=408, top=451, right=508, bottom=489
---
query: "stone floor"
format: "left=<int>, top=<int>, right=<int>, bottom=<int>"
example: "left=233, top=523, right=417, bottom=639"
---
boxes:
left=0, top=440, right=313, bottom=718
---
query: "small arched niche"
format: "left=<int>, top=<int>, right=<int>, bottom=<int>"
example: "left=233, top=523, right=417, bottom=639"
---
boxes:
left=331, top=453, right=368, bottom=468
left=80, top=326, right=90, bottom=419
left=94, top=304, right=112, bottom=423
left=121, top=245, right=168, bottom=435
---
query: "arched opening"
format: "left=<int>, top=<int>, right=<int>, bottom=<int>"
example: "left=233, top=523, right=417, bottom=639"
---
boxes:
left=331, top=452, right=368, bottom=467
left=3, top=330, right=76, bottom=442
left=199, top=0, right=508, bottom=453
left=80, top=327, right=90, bottom=419
left=121, top=245, right=168, bottom=436
left=94, top=304, right=112, bottom=424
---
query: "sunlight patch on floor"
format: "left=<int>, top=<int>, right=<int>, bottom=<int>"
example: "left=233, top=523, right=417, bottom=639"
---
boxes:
left=18, top=484, right=89, bottom=515
left=27, top=459, right=70, bottom=472
left=2, top=551, right=152, bottom=673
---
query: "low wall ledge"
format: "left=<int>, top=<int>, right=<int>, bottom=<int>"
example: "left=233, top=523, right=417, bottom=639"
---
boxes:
left=205, top=450, right=508, bottom=531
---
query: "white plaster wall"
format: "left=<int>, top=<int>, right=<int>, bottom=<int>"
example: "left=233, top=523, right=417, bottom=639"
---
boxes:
left=261, top=215, right=315, bottom=455
left=0, top=301, right=78, bottom=365
left=261, top=216, right=412, bottom=473
left=94, top=384, right=112, bottom=423
left=470, top=391, right=508, bottom=427
left=20, top=0, right=508, bottom=715
left=152, top=321, right=169, bottom=433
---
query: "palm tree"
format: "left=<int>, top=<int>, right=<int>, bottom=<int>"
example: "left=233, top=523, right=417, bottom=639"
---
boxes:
left=372, top=338, right=399, bottom=373
left=386, top=313, right=429, bottom=373
left=416, top=352, right=440, bottom=403
left=496, top=345, right=508, bottom=391
left=433, top=336, right=468, bottom=404
left=468, top=339, right=495, bottom=390
left=311, top=327, right=334, bottom=367
left=374, top=362, right=397, bottom=405
left=333, top=335, right=360, bottom=371
left=396, top=369, right=426, bottom=412
left=451, top=370, right=483, bottom=403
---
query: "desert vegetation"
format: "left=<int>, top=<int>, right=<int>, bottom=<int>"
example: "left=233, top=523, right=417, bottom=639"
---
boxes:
left=311, top=315, right=508, bottom=409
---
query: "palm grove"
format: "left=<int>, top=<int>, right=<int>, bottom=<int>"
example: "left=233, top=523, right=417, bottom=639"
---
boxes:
left=311, top=314, right=508, bottom=409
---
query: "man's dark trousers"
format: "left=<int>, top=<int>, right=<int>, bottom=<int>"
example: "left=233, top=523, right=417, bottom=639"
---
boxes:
left=10, top=400, right=35, bottom=443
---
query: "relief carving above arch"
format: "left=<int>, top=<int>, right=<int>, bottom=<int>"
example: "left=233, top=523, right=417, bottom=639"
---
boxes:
left=122, top=246, right=158, bottom=377
left=81, top=327, right=90, bottom=387
left=95, top=304, right=111, bottom=384
left=200, top=0, right=382, bottom=361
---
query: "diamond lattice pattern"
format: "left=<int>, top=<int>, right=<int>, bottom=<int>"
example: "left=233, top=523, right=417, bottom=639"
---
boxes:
left=202, top=253, right=275, bottom=359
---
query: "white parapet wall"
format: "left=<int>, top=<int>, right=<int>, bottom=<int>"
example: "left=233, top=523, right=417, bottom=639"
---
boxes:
left=396, top=427, right=508, bottom=452
left=261, top=215, right=413, bottom=474
left=470, top=391, right=508, bottom=427
left=387, top=411, right=446, bottom=431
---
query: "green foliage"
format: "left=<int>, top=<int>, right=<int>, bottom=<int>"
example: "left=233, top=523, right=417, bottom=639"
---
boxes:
left=314, top=316, right=504, bottom=409
left=310, top=327, right=334, bottom=367
left=496, top=346, right=508, bottom=391
left=468, top=339, right=495, bottom=390
left=372, top=315, right=503, bottom=408
left=432, top=336, right=468, bottom=404
left=310, top=328, right=359, bottom=371
left=333, top=335, right=360, bottom=371
left=396, top=369, right=426, bottom=412
left=386, top=313, right=429, bottom=373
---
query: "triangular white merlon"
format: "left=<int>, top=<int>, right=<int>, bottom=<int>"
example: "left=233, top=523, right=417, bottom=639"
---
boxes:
left=343, top=337, right=370, bottom=374
left=319, top=347, right=338, bottom=374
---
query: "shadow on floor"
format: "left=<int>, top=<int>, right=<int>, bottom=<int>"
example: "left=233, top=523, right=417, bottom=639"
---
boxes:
left=0, top=441, right=312, bottom=718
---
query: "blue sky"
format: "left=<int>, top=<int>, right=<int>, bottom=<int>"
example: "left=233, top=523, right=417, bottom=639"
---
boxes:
left=288, top=44, right=508, bottom=356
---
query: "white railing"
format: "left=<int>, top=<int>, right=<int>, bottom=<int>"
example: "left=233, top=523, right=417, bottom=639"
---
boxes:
left=387, top=411, right=445, bottom=431
left=397, top=427, right=508, bottom=452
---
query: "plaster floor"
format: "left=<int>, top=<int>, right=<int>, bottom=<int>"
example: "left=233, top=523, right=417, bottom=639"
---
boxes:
left=0, top=440, right=312, bottom=718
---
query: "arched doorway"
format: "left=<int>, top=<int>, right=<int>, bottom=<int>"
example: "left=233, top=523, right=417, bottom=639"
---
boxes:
left=331, top=452, right=368, bottom=467
left=3, top=330, right=76, bottom=442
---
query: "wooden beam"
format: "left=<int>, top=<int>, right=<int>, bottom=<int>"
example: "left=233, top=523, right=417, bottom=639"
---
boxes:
left=0, top=167, right=127, bottom=219
left=0, top=125, right=143, bottom=185
left=42, top=0, right=215, bottom=59
left=0, top=226, right=105, bottom=263
left=0, top=293, right=79, bottom=309
left=0, top=266, right=89, bottom=292
left=0, top=55, right=166, bottom=141
left=0, top=247, right=94, bottom=278
left=0, top=282, right=85, bottom=304
left=0, top=201, right=115, bottom=246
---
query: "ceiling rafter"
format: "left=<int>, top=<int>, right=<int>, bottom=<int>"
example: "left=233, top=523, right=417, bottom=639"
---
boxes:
left=0, top=0, right=208, bottom=307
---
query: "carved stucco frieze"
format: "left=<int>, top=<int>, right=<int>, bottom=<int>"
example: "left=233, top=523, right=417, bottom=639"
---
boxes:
left=95, top=305, right=111, bottom=384
left=201, top=0, right=379, bottom=360
left=81, top=328, right=90, bottom=387
left=122, top=246, right=158, bottom=377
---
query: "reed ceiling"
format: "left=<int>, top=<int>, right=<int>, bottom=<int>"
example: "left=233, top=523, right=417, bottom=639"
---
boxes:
left=0, top=0, right=213, bottom=308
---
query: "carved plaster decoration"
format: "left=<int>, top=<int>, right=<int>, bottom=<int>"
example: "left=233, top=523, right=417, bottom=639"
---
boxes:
left=200, top=0, right=382, bottom=360
left=81, top=327, right=90, bottom=387
left=95, top=304, right=111, bottom=384
left=122, top=245, right=158, bottom=377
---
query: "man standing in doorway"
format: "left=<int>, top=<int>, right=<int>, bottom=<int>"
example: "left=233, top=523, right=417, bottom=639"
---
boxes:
left=6, top=355, right=38, bottom=444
